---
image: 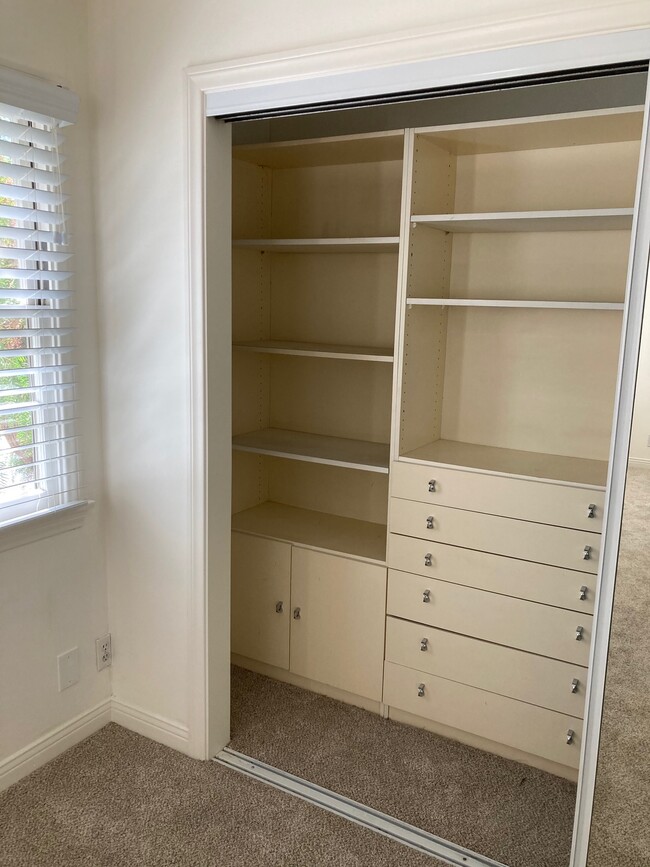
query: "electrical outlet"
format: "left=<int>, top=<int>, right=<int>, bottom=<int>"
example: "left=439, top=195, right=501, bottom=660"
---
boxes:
left=96, top=634, right=112, bottom=671
left=57, top=648, right=80, bottom=691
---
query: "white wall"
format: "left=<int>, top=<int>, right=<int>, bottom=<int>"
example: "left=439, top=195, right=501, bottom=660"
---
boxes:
left=88, top=0, right=650, bottom=752
left=0, top=0, right=109, bottom=770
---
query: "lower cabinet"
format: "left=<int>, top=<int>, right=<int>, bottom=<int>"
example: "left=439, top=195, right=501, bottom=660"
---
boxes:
left=231, top=533, right=387, bottom=702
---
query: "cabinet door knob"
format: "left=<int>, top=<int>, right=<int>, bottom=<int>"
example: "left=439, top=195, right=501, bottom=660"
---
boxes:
left=275, top=601, right=284, bottom=613
left=428, top=479, right=436, bottom=493
left=579, top=585, right=588, bottom=601
left=420, top=637, right=428, bottom=652
left=293, top=607, right=301, bottom=620
left=587, top=503, right=596, bottom=519
left=575, top=625, right=584, bottom=641
left=583, top=545, right=592, bottom=561
left=571, top=678, right=579, bottom=693
left=424, top=553, right=433, bottom=567
left=566, top=729, right=575, bottom=745
left=417, top=683, right=425, bottom=697
left=422, top=589, right=431, bottom=603
left=426, top=515, right=434, bottom=529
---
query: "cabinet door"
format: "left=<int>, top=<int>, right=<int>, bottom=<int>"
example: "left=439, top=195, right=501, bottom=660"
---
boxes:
left=231, top=532, right=291, bottom=670
left=290, top=548, right=386, bottom=701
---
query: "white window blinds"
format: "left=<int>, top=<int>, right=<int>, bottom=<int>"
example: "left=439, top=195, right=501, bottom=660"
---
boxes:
left=0, top=83, right=80, bottom=526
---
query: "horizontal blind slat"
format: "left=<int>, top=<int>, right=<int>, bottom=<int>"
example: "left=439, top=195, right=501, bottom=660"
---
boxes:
left=0, top=140, right=64, bottom=169
left=0, top=397, right=76, bottom=417
left=0, top=182, right=66, bottom=207
left=0, top=118, right=62, bottom=148
left=0, top=245, right=71, bottom=264
left=0, top=267, right=72, bottom=281
left=0, top=202, right=68, bottom=226
left=0, top=162, right=66, bottom=187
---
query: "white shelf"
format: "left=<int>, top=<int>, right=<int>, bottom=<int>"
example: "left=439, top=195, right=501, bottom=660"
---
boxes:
left=233, top=130, right=404, bottom=169
left=400, top=439, right=608, bottom=487
left=233, top=237, right=400, bottom=253
left=411, top=209, right=634, bottom=233
left=233, top=340, right=394, bottom=362
left=406, top=298, right=624, bottom=311
left=232, top=501, right=387, bottom=564
left=233, top=428, right=390, bottom=474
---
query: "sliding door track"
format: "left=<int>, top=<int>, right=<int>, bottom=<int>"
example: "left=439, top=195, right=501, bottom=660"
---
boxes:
left=214, top=748, right=507, bottom=867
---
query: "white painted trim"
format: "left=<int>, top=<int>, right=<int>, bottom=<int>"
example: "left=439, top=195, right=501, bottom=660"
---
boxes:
left=111, top=699, right=190, bottom=753
left=0, top=698, right=111, bottom=793
left=0, top=500, right=90, bottom=555
left=628, top=456, right=650, bottom=467
left=0, top=63, right=79, bottom=125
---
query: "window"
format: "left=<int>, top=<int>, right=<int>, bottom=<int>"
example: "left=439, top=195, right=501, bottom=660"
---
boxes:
left=0, top=71, right=81, bottom=528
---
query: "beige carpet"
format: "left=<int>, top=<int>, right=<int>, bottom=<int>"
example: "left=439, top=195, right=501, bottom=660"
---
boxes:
left=230, top=666, right=576, bottom=867
left=588, top=466, right=650, bottom=867
left=0, top=723, right=444, bottom=867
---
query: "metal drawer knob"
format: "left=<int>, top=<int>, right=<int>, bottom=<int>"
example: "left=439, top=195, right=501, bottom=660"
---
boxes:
left=428, top=480, right=436, bottom=493
left=293, top=607, right=301, bottom=620
left=587, top=503, right=596, bottom=519
left=583, top=545, right=592, bottom=561
left=422, top=589, right=431, bottom=603
left=424, top=553, right=433, bottom=567
left=275, top=601, right=284, bottom=613
left=579, top=585, right=588, bottom=601
left=566, top=729, right=575, bottom=745
left=426, top=515, right=434, bottom=530
left=571, top=678, right=579, bottom=694
left=575, top=625, right=584, bottom=641
left=420, top=637, right=428, bottom=652
left=417, top=683, right=425, bottom=697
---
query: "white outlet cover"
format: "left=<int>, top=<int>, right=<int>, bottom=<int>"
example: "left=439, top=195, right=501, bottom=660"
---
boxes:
left=57, top=647, right=80, bottom=691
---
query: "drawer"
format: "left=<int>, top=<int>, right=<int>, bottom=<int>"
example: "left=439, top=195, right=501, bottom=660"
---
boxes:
left=387, top=570, right=592, bottom=665
left=390, top=498, right=599, bottom=573
left=388, top=534, right=595, bottom=613
left=391, top=461, right=604, bottom=532
left=386, top=616, right=587, bottom=717
left=383, top=661, right=583, bottom=769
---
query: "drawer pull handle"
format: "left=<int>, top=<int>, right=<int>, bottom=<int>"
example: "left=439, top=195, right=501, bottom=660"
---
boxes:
left=571, top=678, right=580, bottom=694
left=575, top=625, right=584, bottom=641
left=428, top=480, right=437, bottom=493
left=293, top=607, right=301, bottom=620
left=417, top=683, right=425, bottom=697
left=579, top=585, right=588, bottom=601
left=566, top=729, right=575, bottom=745
left=583, top=545, right=592, bottom=561
left=422, top=589, right=431, bottom=603
left=420, top=638, right=428, bottom=652
left=424, top=553, right=433, bottom=567
left=275, top=601, right=284, bottom=614
left=426, top=515, right=434, bottom=530
left=587, top=503, right=596, bottom=519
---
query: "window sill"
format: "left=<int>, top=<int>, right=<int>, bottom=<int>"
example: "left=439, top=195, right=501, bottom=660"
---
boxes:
left=0, top=501, right=92, bottom=555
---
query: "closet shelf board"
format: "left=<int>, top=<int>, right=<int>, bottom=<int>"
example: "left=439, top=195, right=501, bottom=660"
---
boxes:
left=233, top=237, right=400, bottom=252
left=233, top=428, right=390, bottom=473
left=411, top=209, right=634, bottom=233
left=233, top=130, right=405, bottom=168
left=233, top=340, right=394, bottom=362
left=406, top=298, right=625, bottom=310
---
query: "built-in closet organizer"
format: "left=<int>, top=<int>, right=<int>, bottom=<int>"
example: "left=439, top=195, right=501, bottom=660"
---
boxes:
left=230, top=109, right=643, bottom=779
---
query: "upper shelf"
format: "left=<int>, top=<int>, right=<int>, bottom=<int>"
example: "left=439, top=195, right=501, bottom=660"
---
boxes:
left=406, top=298, right=625, bottom=311
left=233, top=130, right=405, bottom=169
left=233, top=237, right=400, bottom=252
left=411, top=210, right=634, bottom=233
left=233, top=340, right=394, bottom=362
left=233, top=428, right=390, bottom=474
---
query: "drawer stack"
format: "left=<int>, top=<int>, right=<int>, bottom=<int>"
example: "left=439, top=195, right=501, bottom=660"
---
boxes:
left=384, top=462, right=603, bottom=772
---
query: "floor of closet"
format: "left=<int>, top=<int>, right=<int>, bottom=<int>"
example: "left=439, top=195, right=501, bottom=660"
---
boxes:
left=229, top=665, right=577, bottom=867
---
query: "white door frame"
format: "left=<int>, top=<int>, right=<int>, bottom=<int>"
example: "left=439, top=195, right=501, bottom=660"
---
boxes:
left=184, top=25, right=650, bottom=867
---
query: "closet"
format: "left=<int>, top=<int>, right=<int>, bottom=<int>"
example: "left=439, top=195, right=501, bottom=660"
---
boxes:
left=230, top=102, right=643, bottom=780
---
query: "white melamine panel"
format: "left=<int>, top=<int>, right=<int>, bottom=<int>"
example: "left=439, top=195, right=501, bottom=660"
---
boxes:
left=383, top=661, right=583, bottom=769
left=233, top=340, right=393, bottom=362
left=387, top=534, right=596, bottom=613
left=231, top=533, right=291, bottom=670
left=232, top=159, right=271, bottom=239
left=387, top=569, right=592, bottom=664
left=233, top=130, right=405, bottom=169
left=232, top=502, right=386, bottom=564
left=231, top=452, right=269, bottom=515
left=232, top=249, right=271, bottom=342
left=385, top=617, right=587, bottom=717
left=390, top=461, right=605, bottom=531
left=291, top=549, right=386, bottom=700
left=232, top=353, right=269, bottom=437
left=233, top=238, right=400, bottom=252
left=390, top=498, right=599, bottom=573
left=412, top=209, right=633, bottom=232
left=233, top=429, right=389, bottom=473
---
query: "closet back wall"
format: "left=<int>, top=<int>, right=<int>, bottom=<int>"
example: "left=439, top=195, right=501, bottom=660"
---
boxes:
left=88, top=0, right=650, bottom=754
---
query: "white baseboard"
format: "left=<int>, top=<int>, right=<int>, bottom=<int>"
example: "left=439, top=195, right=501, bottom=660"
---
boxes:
left=110, top=698, right=190, bottom=752
left=0, top=698, right=112, bottom=793
left=628, top=457, right=650, bottom=469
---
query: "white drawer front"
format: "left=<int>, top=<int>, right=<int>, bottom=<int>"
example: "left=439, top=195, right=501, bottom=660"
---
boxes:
left=388, top=533, right=595, bottom=613
left=391, top=461, right=604, bottom=532
left=390, top=498, right=599, bottom=573
left=387, top=569, right=592, bottom=665
left=386, top=616, right=587, bottom=717
left=384, top=661, right=583, bottom=769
